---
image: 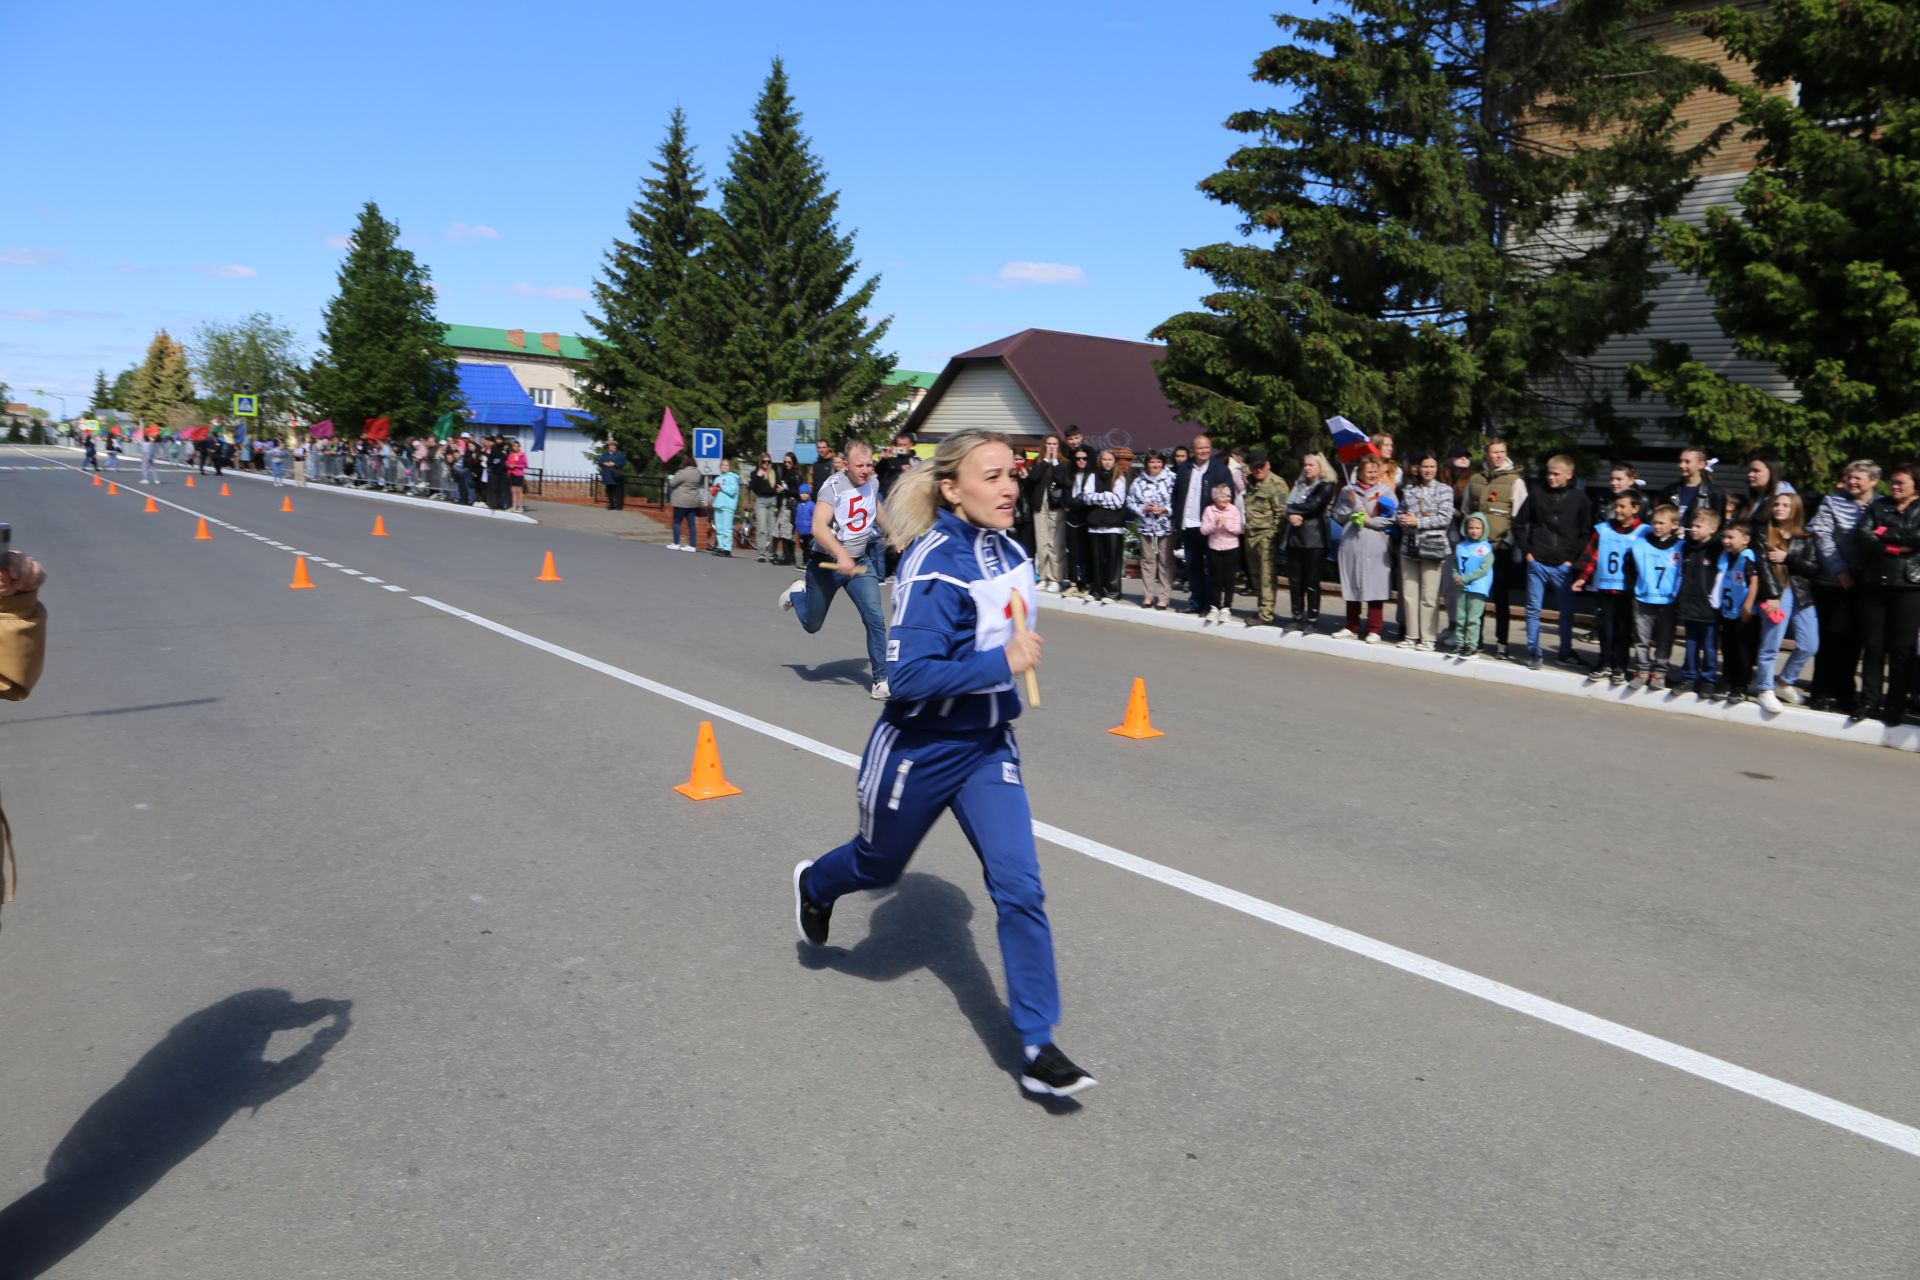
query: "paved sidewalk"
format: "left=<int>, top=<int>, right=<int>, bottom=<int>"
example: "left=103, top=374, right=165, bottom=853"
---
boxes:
left=51, top=445, right=535, bottom=524
left=1037, top=589, right=1920, bottom=753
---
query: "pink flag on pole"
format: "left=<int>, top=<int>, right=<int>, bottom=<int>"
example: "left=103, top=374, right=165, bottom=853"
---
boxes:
left=654, top=405, right=685, bottom=463
left=309, top=419, right=335, bottom=439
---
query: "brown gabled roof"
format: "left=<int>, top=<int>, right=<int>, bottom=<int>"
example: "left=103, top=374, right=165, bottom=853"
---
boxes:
left=905, top=328, right=1195, bottom=453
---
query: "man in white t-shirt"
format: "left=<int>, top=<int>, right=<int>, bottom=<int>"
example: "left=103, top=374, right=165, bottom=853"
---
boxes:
left=778, top=440, right=891, bottom=699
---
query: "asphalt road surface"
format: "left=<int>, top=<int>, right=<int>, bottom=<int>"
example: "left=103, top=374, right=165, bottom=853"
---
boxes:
left=3, top=446, right=1916, bottom=1279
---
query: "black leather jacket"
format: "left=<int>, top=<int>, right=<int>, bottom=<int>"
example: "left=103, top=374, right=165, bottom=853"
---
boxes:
left=1853, top=496, right=1920, bottom=588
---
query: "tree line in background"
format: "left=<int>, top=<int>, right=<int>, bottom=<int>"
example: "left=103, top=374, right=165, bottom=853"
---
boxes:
left=575, top=58, right=899, bottom=463
left=1156, top=0, right=1919, bottom=486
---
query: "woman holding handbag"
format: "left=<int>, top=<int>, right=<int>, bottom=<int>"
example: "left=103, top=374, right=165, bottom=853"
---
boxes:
left=1395, top=452, right=1455, bottom=649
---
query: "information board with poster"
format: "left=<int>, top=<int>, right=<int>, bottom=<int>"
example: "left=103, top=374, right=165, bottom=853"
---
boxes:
left=765, top=401, right=822, bottom=465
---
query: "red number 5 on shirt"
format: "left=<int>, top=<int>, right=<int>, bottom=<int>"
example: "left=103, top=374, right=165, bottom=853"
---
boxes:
left=843, top=493, right=871, bottom=534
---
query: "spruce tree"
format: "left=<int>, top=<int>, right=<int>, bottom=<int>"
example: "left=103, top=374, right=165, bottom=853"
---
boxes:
left=304, top=202, right=459, bottom=437
left=1631, top=0, right=1920, bottom=483
left=128, top=330, right=193, bottom=428
left=1154, top=1, right=1712, bottom=462
left=578, top=107, right=728, bottom=461
left=708, top=59, right=898, bottom=451
left=88, top=369, right=111, bottom=416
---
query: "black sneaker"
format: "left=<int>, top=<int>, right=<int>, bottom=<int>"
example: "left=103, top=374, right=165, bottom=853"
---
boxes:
left=1526, top=654, right=1543, bottom=671
left=1019, top=1043, right=1098, bottom=1098
left=793, top=861, right=831, bottom=946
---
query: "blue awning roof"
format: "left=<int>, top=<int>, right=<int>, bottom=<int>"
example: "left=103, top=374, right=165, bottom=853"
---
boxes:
left=544, top=406, right=592, bottom=429
left=454, top=362, right=541, bottom=427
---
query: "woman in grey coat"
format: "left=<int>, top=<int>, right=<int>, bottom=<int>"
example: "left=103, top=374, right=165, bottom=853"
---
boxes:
left=1330, top=453, right=1397, bottom=642
left=1394, top=452, right=1455, bottom=649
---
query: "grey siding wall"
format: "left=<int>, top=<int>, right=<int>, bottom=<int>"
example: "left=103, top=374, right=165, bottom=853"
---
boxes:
left=1536, top=171, right=1796, bottom=482
left=916, top=364, right=1051, bottom=439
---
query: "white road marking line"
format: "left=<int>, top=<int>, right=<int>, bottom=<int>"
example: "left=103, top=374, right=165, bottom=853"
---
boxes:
left=382, top=584, right=406, bottom=592
left=339, top=570, right=365, bottom=577
left=361, top=576, right=384, bottom=584
left=408, top=591, right=1920, bottom=1161
left=320, top=561, right=343, bottom=568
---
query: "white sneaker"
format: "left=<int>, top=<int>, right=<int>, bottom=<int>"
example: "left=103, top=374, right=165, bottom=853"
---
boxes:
left=1330, top=627, right=1356, bottom=639
left=870, top=679, right=891, bottom=700
left=1396, top=637, right=1418, bottom=649
left=1362, top=633, right=1381, bottom=644
left=1775, top=683, right=1806, bottom=705
left=1756, top=689, right=1783, bottom=714
left=666, top=542, right=682, bottom=551
left=778, top=581, right=803, bottom=612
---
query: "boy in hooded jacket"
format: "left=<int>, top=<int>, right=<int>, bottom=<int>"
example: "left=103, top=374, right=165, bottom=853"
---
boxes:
left=1675, top=507, right=1724, bottom=696
left=1451, top=512, right=1495, bottom=658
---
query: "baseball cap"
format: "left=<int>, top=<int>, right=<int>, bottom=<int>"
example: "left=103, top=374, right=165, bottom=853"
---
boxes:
left=1246, top=448, right=1269, bottom=466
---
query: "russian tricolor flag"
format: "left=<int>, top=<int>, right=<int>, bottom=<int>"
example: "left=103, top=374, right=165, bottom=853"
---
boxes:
left=1326, top=415, right=1378, bottom=464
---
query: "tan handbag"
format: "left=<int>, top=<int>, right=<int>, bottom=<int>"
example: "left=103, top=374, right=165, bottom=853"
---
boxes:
left=0, top=590, right=45, bottom=921
left=0, top=590, right=46, bottom=702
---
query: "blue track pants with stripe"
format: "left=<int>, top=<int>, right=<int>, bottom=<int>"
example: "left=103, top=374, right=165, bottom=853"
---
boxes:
left=804, top=720, right=1061, bottom=1043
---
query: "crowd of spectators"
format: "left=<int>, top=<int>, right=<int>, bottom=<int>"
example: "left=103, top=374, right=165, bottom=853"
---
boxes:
left=636, top=425, right=1920, bottom=728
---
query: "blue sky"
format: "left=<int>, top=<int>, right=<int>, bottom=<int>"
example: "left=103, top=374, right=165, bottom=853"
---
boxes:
left=1, top=1, right=1296, bottom=414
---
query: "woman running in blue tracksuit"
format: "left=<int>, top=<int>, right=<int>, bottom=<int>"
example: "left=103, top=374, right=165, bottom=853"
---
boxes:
left=792, top=429, right=1095, bottom=1098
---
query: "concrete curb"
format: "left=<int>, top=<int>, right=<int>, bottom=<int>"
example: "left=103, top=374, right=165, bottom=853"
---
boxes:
left=1039, top=591, right=1920, bottom=755
left=52, top=445, right=538, bottom=524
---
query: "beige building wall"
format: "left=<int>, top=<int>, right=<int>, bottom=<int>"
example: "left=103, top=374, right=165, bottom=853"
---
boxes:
left=916, top=365, right=1050, bottom=440
left=450, top=350, right=585, bottom=410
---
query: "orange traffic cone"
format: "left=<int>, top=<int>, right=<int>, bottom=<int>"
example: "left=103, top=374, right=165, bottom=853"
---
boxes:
left=288, top=556, right=316, bottom=590
left=536, top=551, right=563, bottom=582
left=193, top=517, right=213, bottom=541
left=673, top=721, right=743, bottom=800
left=185, top=474, right=196, bottom=489
left=92, top=473, right=103, bottom=487
left=143, top=496, right=158, bottom=513
left=107, top=482, right=119, bottom=496
left=371, top=515, right=388, bottom=537
left=279, top=495, right=294, bottom=513
left=1108, top=678, right=1165, bottom=739
left=219, top=482, right=231, bottom=497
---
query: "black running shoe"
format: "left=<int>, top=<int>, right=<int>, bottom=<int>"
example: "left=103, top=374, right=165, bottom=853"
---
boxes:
left=1020, top=1043, right=1098, bottom=1097
left=793, top=861, right=831, bottom=946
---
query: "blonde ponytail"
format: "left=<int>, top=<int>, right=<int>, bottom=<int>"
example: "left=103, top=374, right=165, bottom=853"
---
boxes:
left=883, top=429, right=1013, bottom=551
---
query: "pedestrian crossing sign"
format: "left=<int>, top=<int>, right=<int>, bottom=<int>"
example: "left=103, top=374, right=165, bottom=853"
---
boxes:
left=232, top=394, right=258, bottom=417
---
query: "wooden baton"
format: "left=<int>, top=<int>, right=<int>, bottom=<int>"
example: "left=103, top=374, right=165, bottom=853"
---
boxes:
left=1009, top=590, right=1041, bottom=708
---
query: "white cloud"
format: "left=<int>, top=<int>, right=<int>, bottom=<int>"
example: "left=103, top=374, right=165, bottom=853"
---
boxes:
left=510, top=282, right=589, bottom=301
left=0, top=249, right=66, bottom=267
left=193, top=264, right=259, bottom=279
left=994, top=261, right=1086, bottom=287
left=446, top=222, right=501, bottom=242
left=323, top=233, right=351, bottom=250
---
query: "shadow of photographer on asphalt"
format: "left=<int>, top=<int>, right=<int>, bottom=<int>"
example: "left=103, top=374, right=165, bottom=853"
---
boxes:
left=0, top=988, right=352, bottom=1279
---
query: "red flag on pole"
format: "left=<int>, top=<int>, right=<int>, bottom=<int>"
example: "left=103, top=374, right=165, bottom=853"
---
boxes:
left=363, top=417, right=391, bottom=441
left=653, top=405, right=684, bottom=463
